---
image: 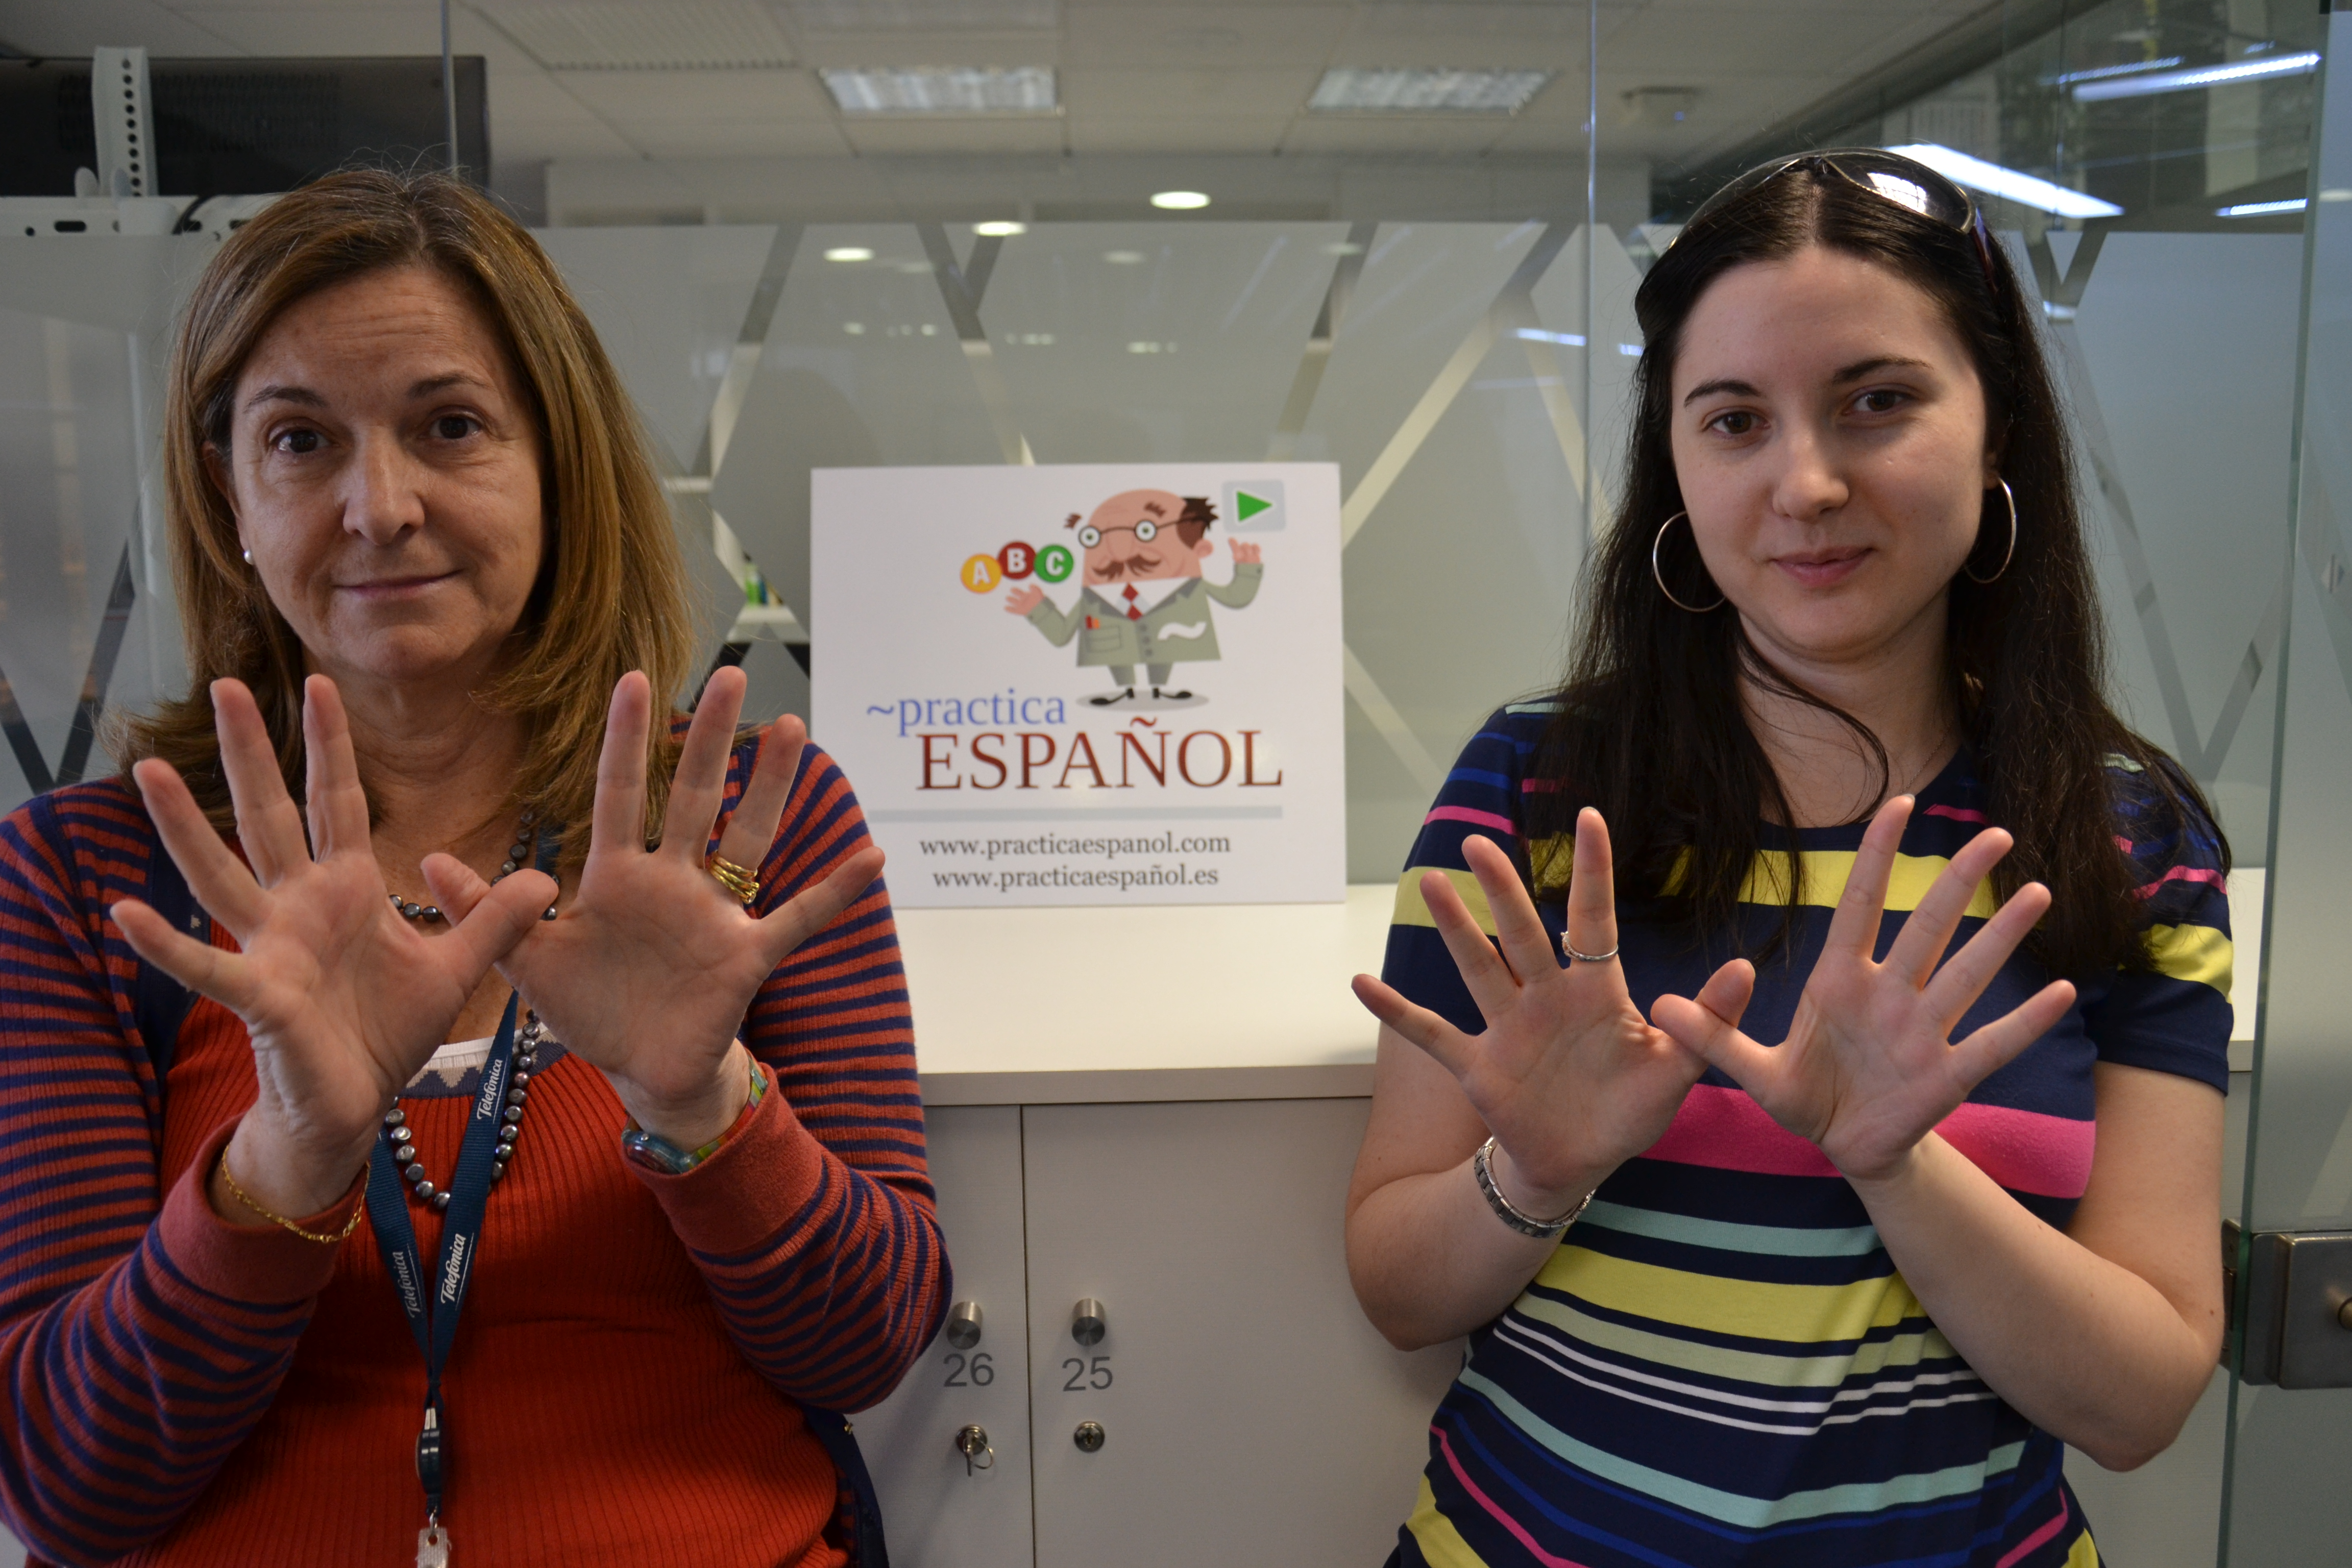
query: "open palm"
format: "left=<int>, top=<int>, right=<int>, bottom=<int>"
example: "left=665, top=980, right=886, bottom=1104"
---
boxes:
left=114, top=677, right=558, bottom=1192
left=1352, top=810, right=1704, bottom=1200
left=432, top=668, right=883, bottom=1128
left=1650, top=796, right=2077, bottom=1182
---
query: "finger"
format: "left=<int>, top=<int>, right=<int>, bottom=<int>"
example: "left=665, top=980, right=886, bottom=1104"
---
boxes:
left=130, top=757, right=270, bottom=931
left=752, top=845, right=885, bottom=969
left=1650, top=961, right=1778, bottom=1086
left=432, top=866, right=560, bottom=982
left=1821, top=795, right=1912, bottom=960
left=1882, top=827, right=2013, bottom=988
left=299, top=676, right=372, bottom=864
left=419, top=851, right=496, bottom=924
left=1921, top=880, right=2053, bottom=1026
left=1946, top=979, right=2076, bottom=1092
left=717, top=714, right=806, bottom=872
left=589, top=672, right=653, bottom=857
left=1461, top=834, right=1554, bottom=987
left=112, top=896, right=257, bottom=1014
left=211, top=679, right=307, bottom=885
left=1561, top=808, right=1621, bottom=967
left=1350, top=974, right=1481, bottom=1080
left=1419, top=868, right=1521, bottom=1020
left=663, top=665, right=747, bottom=864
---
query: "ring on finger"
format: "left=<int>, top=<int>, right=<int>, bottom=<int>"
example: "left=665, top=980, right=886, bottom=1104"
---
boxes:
left=1561, top=934, right=1620, bottom=964
left=705, top=853, right=760, bottom=905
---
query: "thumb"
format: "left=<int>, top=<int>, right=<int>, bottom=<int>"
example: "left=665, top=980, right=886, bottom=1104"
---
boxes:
left=1650, top=960, right=1775, bottom=1083
left=425, top=857, right=557, bottom=974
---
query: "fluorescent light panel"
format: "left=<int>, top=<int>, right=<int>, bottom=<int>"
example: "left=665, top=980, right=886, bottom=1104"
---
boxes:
left=1883, top=143, right=2124, bottom=219
left=2050, top=57, right=2182, bottom=86
left=1309, top=67, right=1552, bottom=114
left=820, top=65, right=1056, bottom=113
left=2074, top=51, right=2319, bottom=102
left=2218, top=198, right=2307, bottom=217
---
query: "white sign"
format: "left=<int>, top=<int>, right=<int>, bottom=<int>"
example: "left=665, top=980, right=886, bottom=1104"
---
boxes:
left=811, top=463, right=1345, bottom=908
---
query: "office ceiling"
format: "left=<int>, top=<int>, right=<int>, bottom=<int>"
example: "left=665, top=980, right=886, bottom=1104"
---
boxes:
left=0, top=0, right=1999, bottom=185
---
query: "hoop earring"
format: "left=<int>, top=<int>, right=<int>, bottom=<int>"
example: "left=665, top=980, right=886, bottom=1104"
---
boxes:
left=1651, top=512, right=1725, bottom=613
left=1964, top=479, right=2016, bottom=585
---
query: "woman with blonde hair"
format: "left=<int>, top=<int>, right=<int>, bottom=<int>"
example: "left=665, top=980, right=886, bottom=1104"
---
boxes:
left=0, top=168, right=944, bottom=1566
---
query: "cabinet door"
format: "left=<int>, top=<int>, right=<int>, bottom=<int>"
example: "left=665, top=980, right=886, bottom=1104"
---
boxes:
left=855, top=1105, right=1034, bottom=1568
left=1023, top=1099, right=1460, bottom=1567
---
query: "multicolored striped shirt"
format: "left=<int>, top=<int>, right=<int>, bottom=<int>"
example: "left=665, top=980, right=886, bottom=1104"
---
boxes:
left=0, top=740, right=948, bottom=1567
left=1383, top=703, right=2231, bottom=1568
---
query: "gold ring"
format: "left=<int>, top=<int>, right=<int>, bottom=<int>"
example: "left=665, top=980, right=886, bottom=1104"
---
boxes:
left=705, top=853, right=760, bottom=905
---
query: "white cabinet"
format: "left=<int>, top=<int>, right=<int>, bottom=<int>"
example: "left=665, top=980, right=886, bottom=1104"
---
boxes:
left=860, top=1097, right=1460, bottom=1568
left=1022, top=1099, right=1458, bottom=1568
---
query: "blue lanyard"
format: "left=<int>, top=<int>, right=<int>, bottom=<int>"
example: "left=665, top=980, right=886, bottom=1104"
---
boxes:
left=365, top=991, right=518, bottom=1522
left=363, top=834, right=553, bottom=1527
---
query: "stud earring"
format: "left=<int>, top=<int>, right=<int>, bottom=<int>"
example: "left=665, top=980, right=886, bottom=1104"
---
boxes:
left=240, top=547, right=253, bottom=565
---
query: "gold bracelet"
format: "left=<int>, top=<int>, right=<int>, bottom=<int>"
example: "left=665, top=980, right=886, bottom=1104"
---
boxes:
left=215, top=1152, right=366, bottom=1245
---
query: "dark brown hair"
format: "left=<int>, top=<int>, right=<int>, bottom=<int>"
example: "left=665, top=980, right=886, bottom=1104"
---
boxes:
left=1528, top=162, right=2221, bottom=976
left=117, top=167, right=695, bottom=861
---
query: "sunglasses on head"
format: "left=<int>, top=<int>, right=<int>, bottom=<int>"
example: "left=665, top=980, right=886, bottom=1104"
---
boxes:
left=1683, top=148, right=2000, bottom=295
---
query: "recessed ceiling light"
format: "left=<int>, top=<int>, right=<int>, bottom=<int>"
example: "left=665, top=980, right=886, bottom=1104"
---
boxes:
left=820, top=65, right=1056, bottom=113
left=1883, top=143, right=2123, bottom=219
left=1102, top=250, right=1146, bottom=263
left=2218, top=198, right=2306, bottom=217
left=1150, top=190, right=1210, bottom=211
left=824, top=246, right=874, bottom=262
left=973, top=220, right=1027, bottom=237
left=1309, top=67, right=1552, bottom=114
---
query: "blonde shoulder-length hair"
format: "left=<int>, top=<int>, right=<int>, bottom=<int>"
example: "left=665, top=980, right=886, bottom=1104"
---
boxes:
left=118, top=167, right=695, bottom=859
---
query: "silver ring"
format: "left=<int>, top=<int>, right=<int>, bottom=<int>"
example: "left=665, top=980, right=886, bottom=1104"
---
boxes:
left=1560, top=934, right=1620, bottom=963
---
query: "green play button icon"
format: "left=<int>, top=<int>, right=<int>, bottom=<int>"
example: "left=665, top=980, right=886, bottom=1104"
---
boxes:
left=1222, top=478, right=1286, bottom=532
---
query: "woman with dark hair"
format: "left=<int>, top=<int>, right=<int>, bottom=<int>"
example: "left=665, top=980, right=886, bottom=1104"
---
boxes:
left=1345, top=151, right=2228, bottom=1567
left=0, top=168, right=944, bottom=1566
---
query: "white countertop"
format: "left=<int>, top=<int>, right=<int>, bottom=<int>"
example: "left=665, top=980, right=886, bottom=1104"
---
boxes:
left=895, top=885, right=1395, bottom=1104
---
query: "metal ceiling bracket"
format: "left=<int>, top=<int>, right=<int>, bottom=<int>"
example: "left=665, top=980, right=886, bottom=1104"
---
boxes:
left=2225, top=1218, right=2352, bottom=1388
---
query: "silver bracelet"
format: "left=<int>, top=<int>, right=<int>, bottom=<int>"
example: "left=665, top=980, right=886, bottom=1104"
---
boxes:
left=1472, top=1136, right=1592, bottom=1239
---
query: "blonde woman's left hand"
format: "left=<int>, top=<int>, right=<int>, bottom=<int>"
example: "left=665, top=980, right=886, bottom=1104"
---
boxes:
left=1648, top=796, right=2076, bottom=1184
left=437, top=667, right=883, bottom=1146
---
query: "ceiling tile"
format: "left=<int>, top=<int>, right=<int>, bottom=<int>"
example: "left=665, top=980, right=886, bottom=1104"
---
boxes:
left=790, top=32, right=1063, bottom=68
left=1061, top=6, right=1351, bottom=67
left=553, top=66, right=836, bottom=120
left=1062, top=64, right=1322, bottom=116
left=786, top=0, right=1058, bottom=32
left=1281, top=116, right=1504, bottom=155
left=627, top=121, right=855, bottom=157
left=1065, top=115, right=1294, bottom=154
left=0, top=0, right=242, bottom=55
left=836, top=116, right=1067, bottom=154
left=477, top=0, right=793, bottom=70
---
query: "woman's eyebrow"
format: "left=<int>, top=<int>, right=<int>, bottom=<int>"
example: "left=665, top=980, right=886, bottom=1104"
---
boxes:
left=408, top=372, right=492, bottom=399
left=1829, top=355, right=1931, bottom=384
left=1681, top=376, right=1759, bottom=406
left=244, top=383, right=325, bottom=411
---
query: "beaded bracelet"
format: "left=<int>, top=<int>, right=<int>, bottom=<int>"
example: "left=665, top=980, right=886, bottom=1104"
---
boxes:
left=619, top=1052, right=768, bottom=1175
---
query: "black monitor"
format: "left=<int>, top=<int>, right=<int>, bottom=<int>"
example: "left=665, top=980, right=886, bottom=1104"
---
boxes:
left=0, top=55, right=489, bottom=197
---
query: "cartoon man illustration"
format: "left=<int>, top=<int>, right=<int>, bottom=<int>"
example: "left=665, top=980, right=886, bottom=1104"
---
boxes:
left=1006, top=488, right=1264, bottom=706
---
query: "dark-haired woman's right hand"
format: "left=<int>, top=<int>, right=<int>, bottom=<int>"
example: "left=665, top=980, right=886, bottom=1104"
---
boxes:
left=113, top=677, right=557, bottom=1225
left=1350, top=808, right=1705, bottom=1216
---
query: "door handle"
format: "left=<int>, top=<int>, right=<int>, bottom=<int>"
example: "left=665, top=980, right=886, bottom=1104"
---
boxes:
left=2224, top=1218, right=2352, bottom=1388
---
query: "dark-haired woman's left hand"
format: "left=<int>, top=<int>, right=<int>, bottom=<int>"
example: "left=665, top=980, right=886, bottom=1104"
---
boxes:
left=435, top=667, right=883, bottom=1148
left=1649, top=796, right=2076, bottom=1183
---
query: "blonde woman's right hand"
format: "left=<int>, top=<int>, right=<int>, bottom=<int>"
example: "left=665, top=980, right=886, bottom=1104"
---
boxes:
left=1349, top=808, right=1704, bottom=1215
left=113, top=677, right=557, bottom=1223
